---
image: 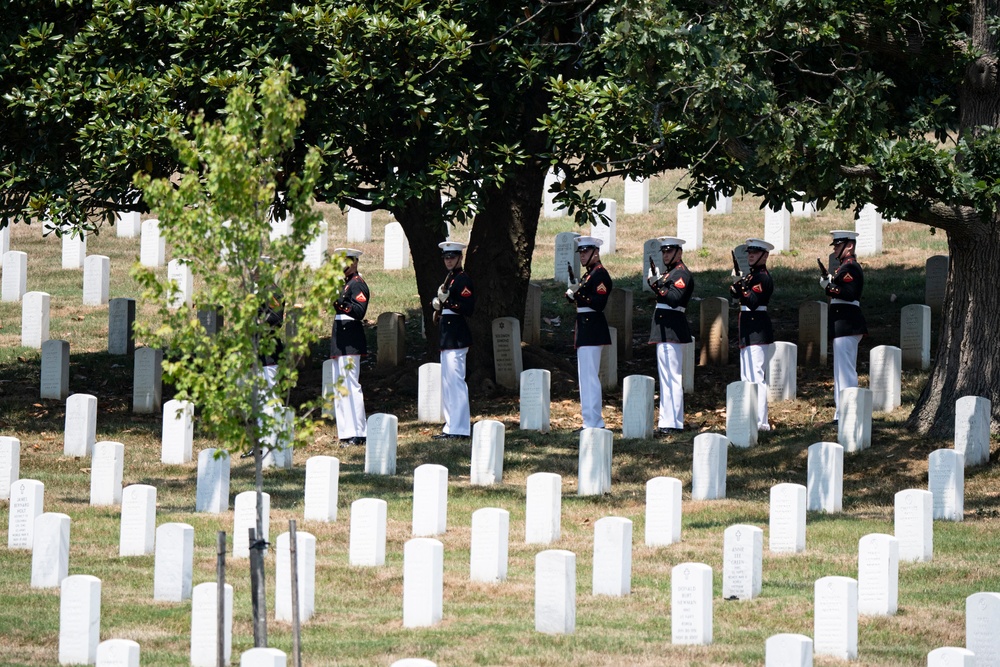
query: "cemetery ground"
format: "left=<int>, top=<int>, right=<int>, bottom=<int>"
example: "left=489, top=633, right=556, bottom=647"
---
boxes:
left=0, top=173, right=998, bottom=666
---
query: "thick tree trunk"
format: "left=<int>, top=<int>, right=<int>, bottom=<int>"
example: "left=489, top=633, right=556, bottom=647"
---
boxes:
left=392, top=195, right=449, bottom=356
left=464, top=163, right=546, bottom=389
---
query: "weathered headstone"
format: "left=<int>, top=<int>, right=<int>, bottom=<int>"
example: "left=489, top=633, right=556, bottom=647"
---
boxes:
left=955, top=395, right=991, bottom=467
left=813, top=576, right=858, bottom=661
left=578, top=427, right=613, bottom=496
left=622, top=375, right=654, bottom=439
left=766, top=341, right=797, bottom=402
left=590, top=198, right=617, bottom=254
left=769, top=483, right=807, bottom=554
left=96, top=639, right=140, bottom=667
left=8, top=479, right=44, bottom=549
left=470, top=507, right=509, bottom=583
left=554, top=231, right=581, bottom=282
left=491, top=317, right=523, bottom=389
left=376, top=312, right=406, bottom=369
left=132, top=347, right=162, bottom=413
left=364, top=413, right=398, bottom=475
left=303, top=220, right=328, bottom=269
left=593, top=516, right=632, bottom=597
left=624, top=176, right=649, bottom=214
left=161, top=399, right=194, bottom=464
left=21, top=291, right=50, bottom=348
left=166, top=259, right=193, bottom=309
left=82, top=255, right=110, bottom=306
left=0, top=436, right=20, bottom=500
left=65, top=393, right=97, bottom=457
left=276, top=531, right=316, bottom=623
left=31, top=512, right=70, bottom=588
left=349, top=498, right=387, bottom=566
left=855, top=203, right=883, bottom=256
left=535, top=550, right=576, bottom=634
left=900, top=304, right=931, bottom=370
left=116, top=210, right=141, bottom=237
left=699, top=297, right=729, bottom=366
left=726, top=381, right=758, bottom=448
left=765, top=634, right=813, bottom=667
left=645, top=477, right=682, bottom=547
left=676, top=201, right=704, bottom=250
left=190, top=582, right=233, bottom=667
left=119, top=484, right=156, bottom=556
left=197, top=307, right=223, bottom=336
left=798, top=301, right=828, bottom=366
left=683, top=340, right=695, bottom=393
left=195, top=449, right=230, bottom=513
left=304, top=456, right=339, bottom=522
left=519, top=368, right=551, bottom=433
left=807, top=442, right=844, bottom=513
left=723, top=524, right=763, bottom=600
left=599, top=327, right=618, bottom=390
left=417, top=364, right=443, bottom=423
left=90, top=441, right=125, bottom=506
left=764, top=205, right=790, bottom=254
left=671, top=562, right=713, bottom=645
left=894, top=489, right=933, bottom=562
left=929, top=449, right=964, bottom=521
left=525, top=472, right=561, bottom=544
left=966, top=592, right=1000, bottom=666
left=412, top=463, right=448, bottom=536
left=1, top=250, right=27, bottom=302
left=523, top=282, right=541, bottom=346
left=403, top=538, right=444, bottom=628
left=154, top=522, right=194, bottom=602
left=642, top=238, right=666, bottom=293
left=857, top=533, right=899, bottom=616
left=471, top=420, right=504, bottom=486
left=346, top=201, right=372, bottom=242
left=925, top=255, right=949, bottom=318
left=869, top=345, right=902, bottom=412
left=140, top=219, right=165, bottom=268
left=108, top=297, right=136, bottom=356
left=691, top=433, right=728, bottom=500
left=62, top=230, right=87, bottom=269
left=383, top=222, right=410, bottom=270
left=233, top=490, right=270, bottom=558
left=40, top=339, right=70, bottom=400
left=838, top=387, right=873, bottom=454
left=543, top=168, right=566, bottom=218
left=928, top=647, right=975, bottom=667
left=59, top=574, right=101, bottom=666
left=601, top=291, right=632, bottom=365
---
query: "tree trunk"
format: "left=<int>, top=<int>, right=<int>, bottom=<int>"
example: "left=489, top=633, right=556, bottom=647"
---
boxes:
left=464, top=163, right=546, bottom=388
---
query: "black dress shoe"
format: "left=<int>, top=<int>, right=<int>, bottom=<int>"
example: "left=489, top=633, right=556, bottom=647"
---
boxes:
left=351, top=437, right=367, bottom=446
left=431, top=432, right=452, bottom=440
left=655, top=427, right=683, bottom=437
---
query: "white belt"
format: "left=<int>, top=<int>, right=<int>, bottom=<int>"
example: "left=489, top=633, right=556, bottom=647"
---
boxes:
left=335, top=314, right=355, bottom=321
left=740, top=305, right=766, bottom=311
left=577, top=307, right=595, bottom=313
left=831, top=299, right=860, bottom=306
left=442, top=309, right=458, bottom=316
left=655, top=304, right=685, bottom=312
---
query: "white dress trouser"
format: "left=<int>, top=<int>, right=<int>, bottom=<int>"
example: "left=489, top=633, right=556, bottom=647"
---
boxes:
left=739, top=344, right=771, bottom=431
left=331, top=355, right=367, bottom=439
left=441, top=348, right=470, bottom=436
left=656, top=343, right=684, bottom=429
left=833, top=334, right=863, bottom=421
left=577, top=345, right=604, bottom=429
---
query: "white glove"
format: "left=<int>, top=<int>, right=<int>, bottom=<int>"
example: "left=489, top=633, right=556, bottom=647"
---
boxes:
left=819, top=274, right=832, bottom=289
left=436, top=286, right=450, bottom=302
left=565, top=284, right=580, bottom=299
left=431, top=297, right=443, bottom=311
left=647, top=265, right=660, bottom=281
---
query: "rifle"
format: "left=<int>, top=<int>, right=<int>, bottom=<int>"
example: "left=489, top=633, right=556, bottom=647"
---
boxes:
left=731, top=250, right=743, bottom=278
left=817, top=258, right=828, bottom=276
left=566, top=262, right=576, bottom=285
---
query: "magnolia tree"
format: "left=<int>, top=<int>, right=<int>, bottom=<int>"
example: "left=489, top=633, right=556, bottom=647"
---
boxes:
left=133, top=68, right=343, bottom=637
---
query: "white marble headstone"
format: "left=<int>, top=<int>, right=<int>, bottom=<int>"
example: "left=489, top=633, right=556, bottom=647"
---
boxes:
left=403, top=538, right=444, bottom=627
left=894, top=489, right=933, bottom=562
left=645, top=476, right=682, bottom=547
left=195, top=448, right=230, bottom=513
left=807, top=442, right=843, bottom=513
left=349, top=498, right=387, bottom=566
left=525, top=472, right=561, bottom=544
left=723, top=524, right=763, bottom=600
left=83, top=254, right=110, bottom=305
left=417, top=364, right=443, bottom=423
left=590, top=198, right=617, bottom=254
left=190, top=582, right=233, bottom=667
left=233, top=490, right=270, bottom=558
left=857, top=533, right=899, bottom=616
left=671, top=562, right=713, bottom=645
left=542, top=168, right=567, bottom=218
left=764, top=205, right=790, bottom=254
left=554, top=231, right=581, bottom=282
left=769, top=483, right=806, bottom=553
left=491, top=317, right=522, bottom=389
left=109, top=297, right=136, bottom=355
left=8, top=478, right=44, bottom=549
left=90, top=441, right=124, bottom=506
left=64, top=393, right=97, bottom=457
left=119, top=484, right=156, bottom=556
left=535, top=550, right=576, bottom=634
left=623, top=176, right=649, bottom=214
left=471, top=420, right=504, bottom=485
left=955, top=395, right=991, bottom=467
left=622, top=375, right=654, bottom=439
left=578, top=427, right=613, bottom=496
left=791, top=198, right=817, bottom=217
left=813, top=576, right=858, bottom=661
left=133, top=347, right=163, bottom=414
left=676, top=201, right=704, bottom=250
left=365, top=413, right=398, bottom=475
left=965, top=592, right=1000, bottom=667
left=346, top=201, right=372, bottom=242
left=929, top=449, right=964, bottom=521
left=31, top=512, right=70, bottom=588
left=412, top=463, right=448, bottom=537
left=470, top=507, right=509, bottom=583
left=927, top=647, right=975, bottom=667
left=692, top=433, right=728, bottom=500
left=766, top=341, right=797, bottom=402
left=62, top=230, right=87, bottom=269
left=166, top=259, right=193, bottom=309
left=900, top=304, right=931, bottom=370
left=240, top=648, right=286, bottom=667
left=21, top=291, right=50, bottom=348
left=707, top=188, right=732, bottom=214
left=304, top=456, right=339, bottom=522
left=276, top=531, right=316, bottom=623
left=383, top=222, right=410, bottom=270
left=726, top=381, right=758, bottom=448
left=838, top=387, right=873, bottom=453
left=153, top=522, right=194, bottom=602
left=869, top=345, right=902, bottom=413
left=0, top=436, right=20, bottom=500
left=519, top=368, right=551, bottom=432
left=115, top=210, right=141, bottom=237
left=140, top=219, right=165, bottom=268
left=96, top=639, right=140, bottom=667
left=59, top=574, right=101, bottom=665
left=161, top=399, right=194, bottom=464
left=855, top=203, right=883, bottom=257
left=765, top=634, right=813, bottom=667
left=1, top=250, right=27, bottom=302
left=40, top=339, right=70, bottom=400
left=592, top=517, right=632, bottom=597
left=303, top=220, right=328, bottom=269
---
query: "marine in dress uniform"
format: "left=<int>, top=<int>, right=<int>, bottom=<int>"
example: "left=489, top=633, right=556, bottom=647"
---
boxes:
left=565, top=236, right=612, bottom=430
left=432, top=242, right=475, bottom=439
left=330, top=248, right=370, bottom=446
left=647, top=236, right=694, bottom=435
left=820, top=230, right=868, bottom=421
left=732, top=238, right=775, bottom=431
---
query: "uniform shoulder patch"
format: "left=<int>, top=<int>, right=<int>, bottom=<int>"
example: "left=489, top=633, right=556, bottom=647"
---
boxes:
left=752, top=284, right=763, bottom=293
left=842, top=273, right=854, bottom=283
left=674, top=277, right=686, bottom=289
left=356, top=293, right=367, bottom=303
left=461, top=286, right=472, bottom=297
left=596, top=283, right=607, bottom=294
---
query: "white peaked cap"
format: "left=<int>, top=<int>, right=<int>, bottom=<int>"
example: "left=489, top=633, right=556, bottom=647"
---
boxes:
left=745, top=238, right=774, bottom=252
left=574, top=236, right=604, bottom=249
left=657, top=236, right=686, bottom=248
left=334, top=247, right=363, bottom=259
left=829, top=230, right=859, bottom=244
left=438, top=242, right=467, bottom=253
